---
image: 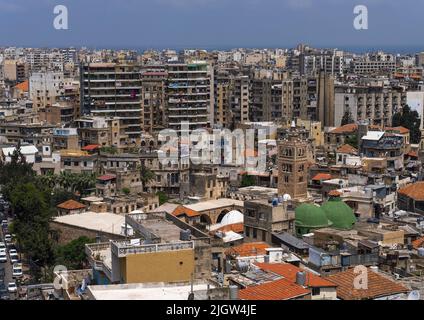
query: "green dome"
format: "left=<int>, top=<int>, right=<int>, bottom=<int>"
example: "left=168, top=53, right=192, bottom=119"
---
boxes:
left=295, top=204, right=333, bottom=229
left=321, top=198, right=356, bottom=230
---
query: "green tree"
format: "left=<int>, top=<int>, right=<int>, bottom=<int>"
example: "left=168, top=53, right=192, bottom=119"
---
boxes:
left=341, top=110, right=354, bottom=126
left=140, top=164, right=155, bottom=192
left=55, top=236, right=95, bottom=270
left=55, top=171, right=96, bottom=196
left=9, top=183, right=55, bottom=266
left=240, top=174, right=256, bottom=187
left=0, top=143, right=36, bottom=199
left=156, top=191, right=168, bottom=205
left=100, top=145, right=118, bottom=154
left=122, top=187, right=130, bottom=195
left=392, top=105, right=422, bottom=144
left=345, top=135, right=359, bottom=149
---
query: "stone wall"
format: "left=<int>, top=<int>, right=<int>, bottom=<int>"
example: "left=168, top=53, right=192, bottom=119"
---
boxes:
left=50, top=221, right=126, bottom=245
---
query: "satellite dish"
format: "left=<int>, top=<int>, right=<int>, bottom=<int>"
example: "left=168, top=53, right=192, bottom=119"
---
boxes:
left=407, top=290, right=420, bottom=301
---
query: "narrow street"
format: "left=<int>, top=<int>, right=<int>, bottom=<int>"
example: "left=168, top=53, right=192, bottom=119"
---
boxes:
left=1, top=219, right=17, bottom=300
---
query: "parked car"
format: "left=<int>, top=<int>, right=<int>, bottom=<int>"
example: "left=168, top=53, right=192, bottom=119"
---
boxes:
left=0, top=249, right=7, bottom=263
left=4, top=234, right=12, bottom=243
left=8, top=249, right=18, bottom=264
left=12, top=263, right=23, bottom=279
left=0, top=283, right=8, bottom=300
left=7, top=282, right=17, bottom=293
left=1, top=220, right=7, bottom=228
left=0, top=242, right=5, bottom=250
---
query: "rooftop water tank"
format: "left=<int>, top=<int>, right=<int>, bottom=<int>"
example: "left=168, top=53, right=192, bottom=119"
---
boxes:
left=229, top=285, right=239, bottom=300
left=418, top=248, right=424, bottom=257
left=296, top=271, right=306, bottom=286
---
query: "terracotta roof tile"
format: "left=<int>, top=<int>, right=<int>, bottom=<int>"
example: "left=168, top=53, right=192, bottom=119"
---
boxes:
left=57, top=199, right=86, bottom=210
left=328, top=268, right=409, bottom=300
left=239, top=278, right=310, bottom=300
left=387, top=126, right=410, bottom=135
left=330, top=124, right=358, bottom=134
left=328, top=190, right=342, bottom=197
left=14, top=80, right=29, bottom=92
left=82, top=144, right=100, bottom=151
left=412, top=237, right=424, bottom=250
left=398, top=182, right=424, bottom=201
left=215, top=222, right=244, bottom=233
left=225, top=242, right=269, bottom=257
left=97, top=174, right=116, bottom=181
left=172, top=205, right=200, bottom=218
left=255, top=263, right=337, bottom=288
left=312, top=173, right=332, bottom=181
left=406, top=151, right=418, bottom=158
left=337, top=144, right=358, bottom=154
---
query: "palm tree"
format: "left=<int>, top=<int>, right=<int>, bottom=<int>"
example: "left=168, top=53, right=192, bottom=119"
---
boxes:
left=139, top=164, right=155, bottom=192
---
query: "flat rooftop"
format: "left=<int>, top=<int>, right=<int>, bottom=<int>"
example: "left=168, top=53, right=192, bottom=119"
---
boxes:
left=141, top=216, right=184, bottom=242
left=53, top=212, right=125, bottom=235
left=88, top=282, right=213, bottom=300
left=185, top=198, right=244, bottom=212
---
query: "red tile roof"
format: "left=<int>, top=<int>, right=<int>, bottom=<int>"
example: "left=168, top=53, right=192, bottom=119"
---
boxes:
left=82, top=144, right=100, bottom=151
left=328, top=190, right=342, bottom=197
left=398, top=182, right=424, bottom=201
left=312, top=173, right=332, bottom=181
left=406, top=151, right=418, bottom=158
left=97, top=174, right=116, bottom=181
left=225, top=242, right=269, bottom=257
left=255, top=263, right=337, bottom=288
left=57, top=199, right=86, bottom=211
left=14, top=80, right=29, bottom=92
left=239, top=278, right=310, bottom=300
left=387, top=126, right=410, bottom=135
left=328, top=268, right=409, bottom=300
left=337, top=144, right=358, bottom=154
left=412, top=237, right=424, bottom=250
left=172, top=205, right=200, bottom=218
left=215, top=222, right=244, bottom=234
left=330, top=124, right=358, bottom=134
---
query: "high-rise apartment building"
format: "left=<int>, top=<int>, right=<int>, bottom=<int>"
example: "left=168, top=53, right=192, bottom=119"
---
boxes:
left=141, top=66, right=167, bottom=133
left=29, top=71, right=65, bottom=111
left=352, top=52, right=396, bottom=75
left=214, top=72, right=249, bottom=128
left=166, top=61, right=212, bottom=131
left=334, top=84, right=407, bottom=127
left=80, top=63, right=143, bottom=145
left=282, top=72, right=335, bottom=127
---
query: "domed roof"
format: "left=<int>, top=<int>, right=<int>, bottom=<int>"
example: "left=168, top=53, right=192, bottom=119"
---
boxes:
left=321, top=198, right=356, bottom=230
left=220, top=210, right=244, bottom=226
left=295, top=204, right=332, bottom=228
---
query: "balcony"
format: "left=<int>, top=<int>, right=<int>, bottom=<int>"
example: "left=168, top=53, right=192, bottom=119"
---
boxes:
left=85, top=242, right=113, bottom=281
left=111, top=240, right=194, bottom=258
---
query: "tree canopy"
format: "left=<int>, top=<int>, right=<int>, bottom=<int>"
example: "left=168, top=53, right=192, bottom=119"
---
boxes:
left=341, top=110, right=354, bottom=126
left=392, top=105, right=422, bottom=144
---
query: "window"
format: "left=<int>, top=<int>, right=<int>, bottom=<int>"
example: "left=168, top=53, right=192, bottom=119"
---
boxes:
left=252, top=228, right=257, bottom=239
left=312, top=288, right=321, bottom=296
left=262, top=230, right=266, bottom=242
left=245, top=227, right=250, bottom=237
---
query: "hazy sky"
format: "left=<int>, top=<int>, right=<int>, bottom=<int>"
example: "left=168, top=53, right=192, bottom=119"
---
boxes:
left=0, top=0, right=423, bottom=50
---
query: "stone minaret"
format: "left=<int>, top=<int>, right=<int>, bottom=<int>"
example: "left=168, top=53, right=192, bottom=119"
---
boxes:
left=278, top=121, right=309, bottom=200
